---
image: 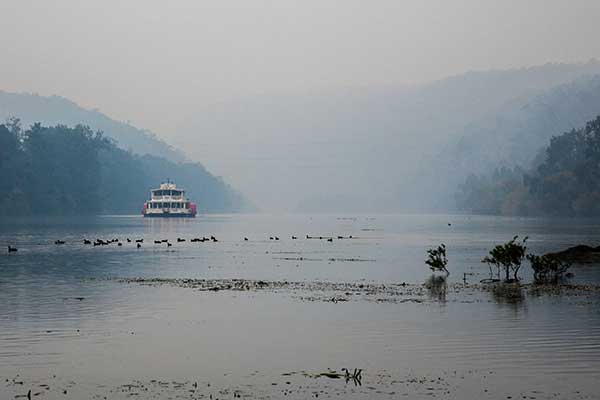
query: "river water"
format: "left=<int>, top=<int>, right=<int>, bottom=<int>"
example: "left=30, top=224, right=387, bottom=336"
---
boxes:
left=1, top=214, right=599, bottom=399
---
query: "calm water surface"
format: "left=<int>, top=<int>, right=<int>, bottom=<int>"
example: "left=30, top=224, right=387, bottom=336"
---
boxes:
left=1, top=214, right=599, bottom=398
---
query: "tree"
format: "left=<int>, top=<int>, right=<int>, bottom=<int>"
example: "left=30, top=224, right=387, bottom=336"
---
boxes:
left=0, top=121, right=248, bottom=215
left=482, top=236, right=528, bottom=282
left=456, top=115, right=600, bottom=217
left=526, top=254, right=572, bottom=283
left=425, top=244, right=449, bottom=275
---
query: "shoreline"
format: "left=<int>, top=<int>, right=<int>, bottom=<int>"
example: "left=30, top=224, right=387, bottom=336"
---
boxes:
left=4, top=366, right=598, bottom=400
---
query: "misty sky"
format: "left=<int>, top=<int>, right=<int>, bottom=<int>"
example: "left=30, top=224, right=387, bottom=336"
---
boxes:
left=1, top=0, right=599, bottom=132
left=2, top=0, right=600, bottom=209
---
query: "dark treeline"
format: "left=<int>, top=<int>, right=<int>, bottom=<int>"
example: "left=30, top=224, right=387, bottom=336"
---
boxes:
left=0, top=120, right=248, bottom=216
left=456, top=115, right=600, bottom=217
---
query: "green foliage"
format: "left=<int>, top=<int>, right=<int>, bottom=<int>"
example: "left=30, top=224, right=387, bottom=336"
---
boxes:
left=0, top=120, right=247, bottom=215
left=456, top=115, right=600, bottom=217
left=526, top=254, right=572, bottom=283
left=482, top=236, right=528, bottom=282
left=425, top=244, right=449, bottom=275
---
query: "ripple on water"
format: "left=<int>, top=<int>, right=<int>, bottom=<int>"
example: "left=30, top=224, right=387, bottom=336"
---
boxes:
left=1, top=214, right=600, bottom=389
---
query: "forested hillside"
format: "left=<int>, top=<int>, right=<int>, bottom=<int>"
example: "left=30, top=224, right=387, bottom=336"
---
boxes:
left=0, top=91, right=184, bottom=161
left=0, top=120, right=247, bottom=215
left=175, top=60, right=600, bottom=211
left=456, top=115, right=600, bottom=217
left=411, top=75, right=600, bottom=211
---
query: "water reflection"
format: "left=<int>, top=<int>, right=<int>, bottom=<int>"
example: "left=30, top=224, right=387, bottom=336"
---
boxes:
left=1, top=214, right=600, bottom=396
left=485, top=282, right=527, bottom=316
left=424, top=275, right=447, bottom=303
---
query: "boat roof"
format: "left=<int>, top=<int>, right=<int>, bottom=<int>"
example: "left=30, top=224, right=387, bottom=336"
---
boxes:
left=152, top=182, right=184, bottom=191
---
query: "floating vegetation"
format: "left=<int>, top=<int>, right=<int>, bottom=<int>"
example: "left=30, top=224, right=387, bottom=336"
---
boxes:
left=106, top=277, right=600, bottom=306
left=272, top=257, right=322, bottom=261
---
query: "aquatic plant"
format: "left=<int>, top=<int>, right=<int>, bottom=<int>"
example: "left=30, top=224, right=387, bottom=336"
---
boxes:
left=425, top=244, right=449, bottom=275
left=482, top=236, right=528, bottom=282
left=526, top=254, right=572, bottom=283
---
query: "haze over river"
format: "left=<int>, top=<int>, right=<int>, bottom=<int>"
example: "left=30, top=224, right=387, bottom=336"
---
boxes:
left=1, top=214, right=599, bottom=399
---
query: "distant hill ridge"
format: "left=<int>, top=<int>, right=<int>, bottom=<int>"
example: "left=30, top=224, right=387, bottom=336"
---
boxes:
left=176, top=59, right=600, bottom=212
left=0, top=90, right=185, bottom=161
left=0, top=91, right=251, bottom=214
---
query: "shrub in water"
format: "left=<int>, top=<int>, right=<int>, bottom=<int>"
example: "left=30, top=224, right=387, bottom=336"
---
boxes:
left=526, top=254, right=572, bottom=283
left=482, top=236, right=528, bottom=282
left=425, top=244, right=449, bottom=275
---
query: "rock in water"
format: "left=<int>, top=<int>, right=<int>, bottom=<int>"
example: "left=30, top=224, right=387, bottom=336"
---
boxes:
left=547, top=244, right=600, bottom=263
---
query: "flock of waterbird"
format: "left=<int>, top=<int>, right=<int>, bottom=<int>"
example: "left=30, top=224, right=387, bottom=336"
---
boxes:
left=6, top=234, right=356, bottom=253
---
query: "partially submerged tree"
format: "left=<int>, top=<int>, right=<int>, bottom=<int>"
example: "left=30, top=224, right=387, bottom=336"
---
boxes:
left=526, top=254, right=572, bottom=283
left=482, top=236, right=528, bottom=282
left=425, top=244, right=449, bottom=275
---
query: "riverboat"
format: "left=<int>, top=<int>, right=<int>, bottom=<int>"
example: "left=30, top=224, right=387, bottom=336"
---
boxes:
left=142, top=181, right=197, bottom=218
